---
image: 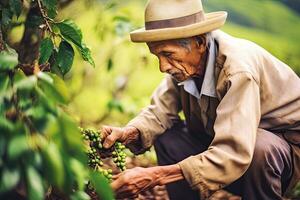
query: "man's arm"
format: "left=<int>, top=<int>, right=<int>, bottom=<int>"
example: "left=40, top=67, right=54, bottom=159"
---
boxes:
left=126, top=75, right=182, bottom=154
left=156, top=164, right=184, bottom=185
left=102, top=125, right=185, bottom=199
left=111, top=164, right=184, bottom=199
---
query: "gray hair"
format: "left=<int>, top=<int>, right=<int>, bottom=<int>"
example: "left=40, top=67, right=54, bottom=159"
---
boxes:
left=176, top=32, right=211, bottom=51
left=177, top=38, right=192, bottom=51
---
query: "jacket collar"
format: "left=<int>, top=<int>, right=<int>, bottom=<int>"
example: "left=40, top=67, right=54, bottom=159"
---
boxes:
left=199, top=36, right=218, bottom=98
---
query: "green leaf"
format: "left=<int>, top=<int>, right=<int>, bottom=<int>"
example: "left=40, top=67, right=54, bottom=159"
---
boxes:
left=18, top=96, right=33, bottom=111
left=49, top=73, right=70, bottom=103
left=41, top=0, right=57, bottom=8
left=34, top=86, right=57, bottom=114
left=41, top=142, right=64, bottom=188
left=43, top=113, right=59, bottom=136
left=58, top=113, right=85, bottom=161
left=56, top=20, right=95, bottom=67
left=25, top=105, right=45, bottom=120
left=32, top=152, right=43, bottom=169
left=69, top=158, right=86, bottom=191
left=61, top=159, right=76, bottom=193
left=0, top=116, right=14, bottom=133
left=0, top=48, right=18, bottom=71
left=26, top=166, right=44, bottom=200
left=39, top=38, right=54, bottom=64
left=9, top=0, right=22, bottom=17
left=13, top=68, right=26, bottom=81
left=8, top=134, right=30, bottom=160
left=79, top=43, right=95, bottom=67
left=107, top=99, right=124, bottom=113
left=105, top=2, right=117, bottom=9
left=14, top=75, right=37, bottom=91
left=37, top=71, right=53, bottom=84
left=113, top=16, right=130, bottom=22
left=70, top=191, right=91, bottom=200
left=38, top=72, right=67, bottom=104
left=1, top=8, right=13, bottom=26
left=89, top=171, right=114, bottom=200
left=56, top=41, right=74, bottom=75
left=41, top=0, right=57, bottom=18
left=57, top=20, right=83, bottom=47
left=0, top=74, right=10, bottom=94
left=0, top=167, right=20, bottom=193
left=107, top=58, right=113, bottom=71
left=49, top=49, right=63, bottom=77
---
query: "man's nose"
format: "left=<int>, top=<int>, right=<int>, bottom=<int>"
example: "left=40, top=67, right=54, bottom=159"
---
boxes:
left=158, top=57, right=172, bottom=73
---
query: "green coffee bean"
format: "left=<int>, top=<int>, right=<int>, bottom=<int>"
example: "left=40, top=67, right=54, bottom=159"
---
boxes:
left=80, top=127, right=128, bottom=179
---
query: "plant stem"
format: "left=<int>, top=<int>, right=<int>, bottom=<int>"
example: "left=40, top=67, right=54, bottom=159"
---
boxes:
left=0, top=28, right=5, bottom=51
left=37, top=0, right=53, bottom=34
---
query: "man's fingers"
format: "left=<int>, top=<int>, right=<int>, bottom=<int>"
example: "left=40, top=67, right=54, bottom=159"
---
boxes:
left=115, top=185, right=139, bottom=199
left=101, top=126, right=120, bottom=149
left=111, top=178, right=124, bottom=191
left=101, top=126, right=112, bottom=138
left=112, top=173, right=122, bottom=181
left=103, top=130, right=121, bottom=149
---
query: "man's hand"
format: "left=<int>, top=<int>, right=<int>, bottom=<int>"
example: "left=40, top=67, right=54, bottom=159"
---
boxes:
left=111, top=165, right=184, bottom=199
left=111, top=167, right=160, bottom=199
left=101, top=126, right=140, bottom=149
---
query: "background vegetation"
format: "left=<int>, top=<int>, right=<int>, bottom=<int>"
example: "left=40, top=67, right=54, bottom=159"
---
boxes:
left=59, top=0, right=300, bottom=127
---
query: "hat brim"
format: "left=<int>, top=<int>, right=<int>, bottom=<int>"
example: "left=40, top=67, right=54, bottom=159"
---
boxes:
left=130, top=11, right=227, bottom=42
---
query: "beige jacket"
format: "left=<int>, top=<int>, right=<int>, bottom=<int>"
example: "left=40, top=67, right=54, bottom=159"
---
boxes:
left=127, top=30, right=300, bottom=198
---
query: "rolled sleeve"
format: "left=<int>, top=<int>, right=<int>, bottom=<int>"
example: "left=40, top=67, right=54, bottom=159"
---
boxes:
left=126, top=75, right=181, bottom=154
left=179, top=72, right=261, bottom=199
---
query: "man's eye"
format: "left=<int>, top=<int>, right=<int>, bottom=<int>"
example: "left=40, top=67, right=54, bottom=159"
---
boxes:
left=162, top=52, right=172, bottom=57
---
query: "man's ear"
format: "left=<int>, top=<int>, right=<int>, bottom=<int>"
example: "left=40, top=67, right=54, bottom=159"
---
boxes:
left=194, top=36, right=206, bottom=54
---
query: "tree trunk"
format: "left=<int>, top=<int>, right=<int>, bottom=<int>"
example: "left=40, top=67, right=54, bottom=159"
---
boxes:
left=0, top=28, right=5, bottom=51
left=17, top=3, right=42, bottom=69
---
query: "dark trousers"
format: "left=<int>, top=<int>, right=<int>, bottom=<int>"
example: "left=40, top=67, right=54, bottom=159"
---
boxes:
left=153, top=123, right=293, bottom=200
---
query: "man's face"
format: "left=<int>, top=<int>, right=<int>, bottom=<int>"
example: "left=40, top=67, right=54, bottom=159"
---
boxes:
left=147, top=37, right=206, bottom=82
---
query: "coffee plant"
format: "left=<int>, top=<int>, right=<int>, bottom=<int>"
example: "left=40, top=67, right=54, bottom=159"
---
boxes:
left=80, top=128, right=127, bottom=182
left=0, top=0, right=114, bottom=200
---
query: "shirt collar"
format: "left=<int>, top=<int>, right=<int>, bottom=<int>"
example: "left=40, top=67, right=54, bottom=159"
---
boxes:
left=200, top=36, right=217, bottom=98
left=178, top=36, right=218, bottom=99
left=178, top=78, right=200, bottom=98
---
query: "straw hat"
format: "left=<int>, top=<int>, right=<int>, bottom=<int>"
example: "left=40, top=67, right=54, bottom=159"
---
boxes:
left=130, top=0, right=227, bottom=42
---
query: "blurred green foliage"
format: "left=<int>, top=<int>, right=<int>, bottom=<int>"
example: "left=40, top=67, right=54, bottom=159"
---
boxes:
left=0, top=0, right=112, bottom=199
left=204, top=0, right=300, bottom=74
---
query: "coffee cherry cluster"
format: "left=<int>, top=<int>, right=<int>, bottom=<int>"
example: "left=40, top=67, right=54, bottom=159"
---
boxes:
left=79, top=127, right=127, bottom=181
left=112, top=142, right=127, bottom=171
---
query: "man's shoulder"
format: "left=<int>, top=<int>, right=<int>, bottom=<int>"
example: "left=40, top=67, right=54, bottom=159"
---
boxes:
left=213, top=30, right=264, bottom=55
left=213, top=31, right=299, bottom=97
left=213, top=30, right=278, bottom=81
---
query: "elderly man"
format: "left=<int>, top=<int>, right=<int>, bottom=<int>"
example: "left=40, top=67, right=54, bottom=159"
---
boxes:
left=102, top=0, right=300, bottom=199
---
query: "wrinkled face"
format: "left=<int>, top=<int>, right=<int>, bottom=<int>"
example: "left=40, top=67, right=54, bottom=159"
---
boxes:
left=147, top=37, right=207, bottom=82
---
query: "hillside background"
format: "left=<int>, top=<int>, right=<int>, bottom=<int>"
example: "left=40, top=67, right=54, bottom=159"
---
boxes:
left=11, top=0, right=298, bottom=130
left=204, top=0, right=300, bottom=74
